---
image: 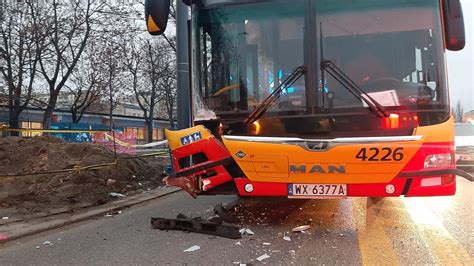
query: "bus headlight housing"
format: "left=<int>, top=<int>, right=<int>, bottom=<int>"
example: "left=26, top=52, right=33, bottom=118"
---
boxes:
left=424, top=153, right=453, bottom=168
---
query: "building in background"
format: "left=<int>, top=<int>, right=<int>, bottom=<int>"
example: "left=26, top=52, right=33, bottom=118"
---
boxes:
left=0, top=92, right=172, bottom=143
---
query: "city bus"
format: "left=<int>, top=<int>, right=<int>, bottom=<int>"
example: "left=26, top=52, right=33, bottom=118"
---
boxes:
left=145, top=0, right=468, bottom=198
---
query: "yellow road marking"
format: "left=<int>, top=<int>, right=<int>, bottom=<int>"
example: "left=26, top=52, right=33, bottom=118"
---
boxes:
left=351, top=198, right=399, bottom=266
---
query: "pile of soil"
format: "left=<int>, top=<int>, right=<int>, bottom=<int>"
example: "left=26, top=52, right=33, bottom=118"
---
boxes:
left=0, top=136, right=167, bottom=215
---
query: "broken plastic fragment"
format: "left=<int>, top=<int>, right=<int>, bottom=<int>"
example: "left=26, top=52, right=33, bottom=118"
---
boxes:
left=2, top=217, right=9, bottom=220
left=256, top=254, right=270, bottom=261
left=263, top=242, right=271, bottom=246
left=42, top=240, right=53, bottom=246
left=183, top=245, right=200, bottom=252
left=292, top=225, right=310, bottom=232
left=283, top=235, right=291, bottom=242
left=109, top=192, right=126, bottom=197
left=235, top=241, right=242, bottom=246
left=239, top=228, right=255, bottom=235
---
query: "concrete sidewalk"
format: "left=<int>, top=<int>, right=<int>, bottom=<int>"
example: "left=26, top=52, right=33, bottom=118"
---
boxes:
left=0, top=187, right=181, bottom=243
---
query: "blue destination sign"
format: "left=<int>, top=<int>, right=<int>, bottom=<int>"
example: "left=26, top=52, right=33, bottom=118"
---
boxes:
left=180, top=132, right=202, bottom=146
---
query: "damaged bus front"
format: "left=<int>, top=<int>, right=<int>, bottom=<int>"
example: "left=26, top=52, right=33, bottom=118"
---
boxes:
left=145, top=0, right=469, bottom=198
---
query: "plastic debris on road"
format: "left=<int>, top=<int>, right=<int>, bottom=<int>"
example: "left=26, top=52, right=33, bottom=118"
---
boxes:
left=105, top=210, right=122, bottom=217
left=109, top=192, right=126, bottom=197
left=292, top=225, right=310, bottom=232
left=42, top=240, right=53, bottom=246
left=235, top=241, right=242, bottom=246
left=239, top=228, right=254, bottom=235
left=2, top=216, right=8, bottom=220
left=263, top=242, right=271, bottom=246
left=256, top=254, right=270, bottom=261
left=283, top=233, right=291, bottom=242
left=183, top=245, right=200, bottom=252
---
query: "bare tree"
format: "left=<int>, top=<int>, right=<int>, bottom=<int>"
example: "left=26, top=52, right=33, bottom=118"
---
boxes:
left=65, top=49, right=104, bottom=124
left=94, top=37, right=126, bottom=130
left=29, top=0, right=104, bottom=129
left=0, top=2, right=41, bottom=134
left=159, top=72, right=177, bottom=129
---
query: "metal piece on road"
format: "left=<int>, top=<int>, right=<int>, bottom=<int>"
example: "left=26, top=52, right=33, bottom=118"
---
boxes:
left=399, top=168, right=473, bottom=181
left=214, top=203, right=240, bottom=224
left=151, top=214, right=242, bottom=239
left=164, top=175, right=198, bottom=198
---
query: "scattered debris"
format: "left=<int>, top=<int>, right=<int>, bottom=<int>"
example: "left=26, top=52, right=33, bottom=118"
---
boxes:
left=292, top=225, right=310, bottom=232
left=256, top=253, right=270, bottom=262
left=263, top=242, right=271, bottom=246
left=2, top=216, right=9, bottom=220
left=283, top=234, right=291, bottom=242
left=207, top=215, right=223, bottom=223
left=235, top=241, right=241, bottom=246
left=183, top=245, right=200, bottom=252
left=239, top=228, right=255, bottom=236
left=245, top=228, right=255, bottom=235
left=36, top=246, right=40, bottom=249
left=42, top=240, right=53, bottom=246
left=109, top=192, right=126, bottom=198
left=105, top=210, right=122, bottom=217
left=339, top=233, right=344, bottom=237
left=151, top=214, right=241, bottom=239
left=214, top=203, right=240, bottom=223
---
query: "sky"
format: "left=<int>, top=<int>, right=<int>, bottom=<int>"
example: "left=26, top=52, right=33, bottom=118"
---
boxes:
left=446, top=0, right=474, bottom=111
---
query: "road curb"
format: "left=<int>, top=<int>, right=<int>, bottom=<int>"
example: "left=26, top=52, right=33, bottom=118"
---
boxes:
left=0, top=187, right=181, bottom=243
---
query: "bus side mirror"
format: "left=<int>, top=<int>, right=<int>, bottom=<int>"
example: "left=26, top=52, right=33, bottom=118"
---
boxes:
left=145, top=0, right=171, bottom=35
left=443, top=0, right=465, bottom=51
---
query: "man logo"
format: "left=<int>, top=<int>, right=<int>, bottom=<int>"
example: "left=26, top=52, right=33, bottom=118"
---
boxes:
left=235, top=151, right=247, bottom=159
left=289, top=164, right=345, bottom=174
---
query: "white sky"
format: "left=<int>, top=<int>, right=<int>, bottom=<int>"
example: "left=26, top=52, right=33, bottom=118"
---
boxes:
left=446, top=0, right=474, bottom=111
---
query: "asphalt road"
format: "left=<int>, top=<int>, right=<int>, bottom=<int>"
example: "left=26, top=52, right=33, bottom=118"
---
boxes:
left=0, top=177, right=472, bottom=265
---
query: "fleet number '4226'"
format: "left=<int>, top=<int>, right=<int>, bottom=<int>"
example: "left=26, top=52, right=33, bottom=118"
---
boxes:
left=355, top=147, right=404, bottom=161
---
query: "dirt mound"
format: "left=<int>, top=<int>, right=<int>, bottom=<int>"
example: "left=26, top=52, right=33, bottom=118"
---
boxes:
left=0, top=136, right=167, bottom=215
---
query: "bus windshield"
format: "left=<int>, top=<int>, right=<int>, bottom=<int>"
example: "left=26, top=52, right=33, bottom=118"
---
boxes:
left=192, top=0, right=448, bottom=137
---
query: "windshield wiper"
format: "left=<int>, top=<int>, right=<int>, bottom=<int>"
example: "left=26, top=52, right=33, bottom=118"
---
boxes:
left=318, top=22, right=389, bottom=118
left=244, top=65, right=306, bottom=124
left=320, top=60, right=390, bottom=118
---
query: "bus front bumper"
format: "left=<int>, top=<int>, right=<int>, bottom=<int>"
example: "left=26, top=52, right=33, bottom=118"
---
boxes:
left=233, top=169, right=472, bottom=197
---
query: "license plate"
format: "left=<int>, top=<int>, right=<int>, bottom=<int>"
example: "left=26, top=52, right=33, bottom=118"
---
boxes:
left=288, top=184, right=347, bottom=198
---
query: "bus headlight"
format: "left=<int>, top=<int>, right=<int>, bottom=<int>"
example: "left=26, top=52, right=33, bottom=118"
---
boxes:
left=424, top=153, right=453, bottom=168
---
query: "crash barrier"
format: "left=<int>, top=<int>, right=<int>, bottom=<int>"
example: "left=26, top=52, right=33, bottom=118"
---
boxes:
left=0, top=127, right=170, bottom=179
